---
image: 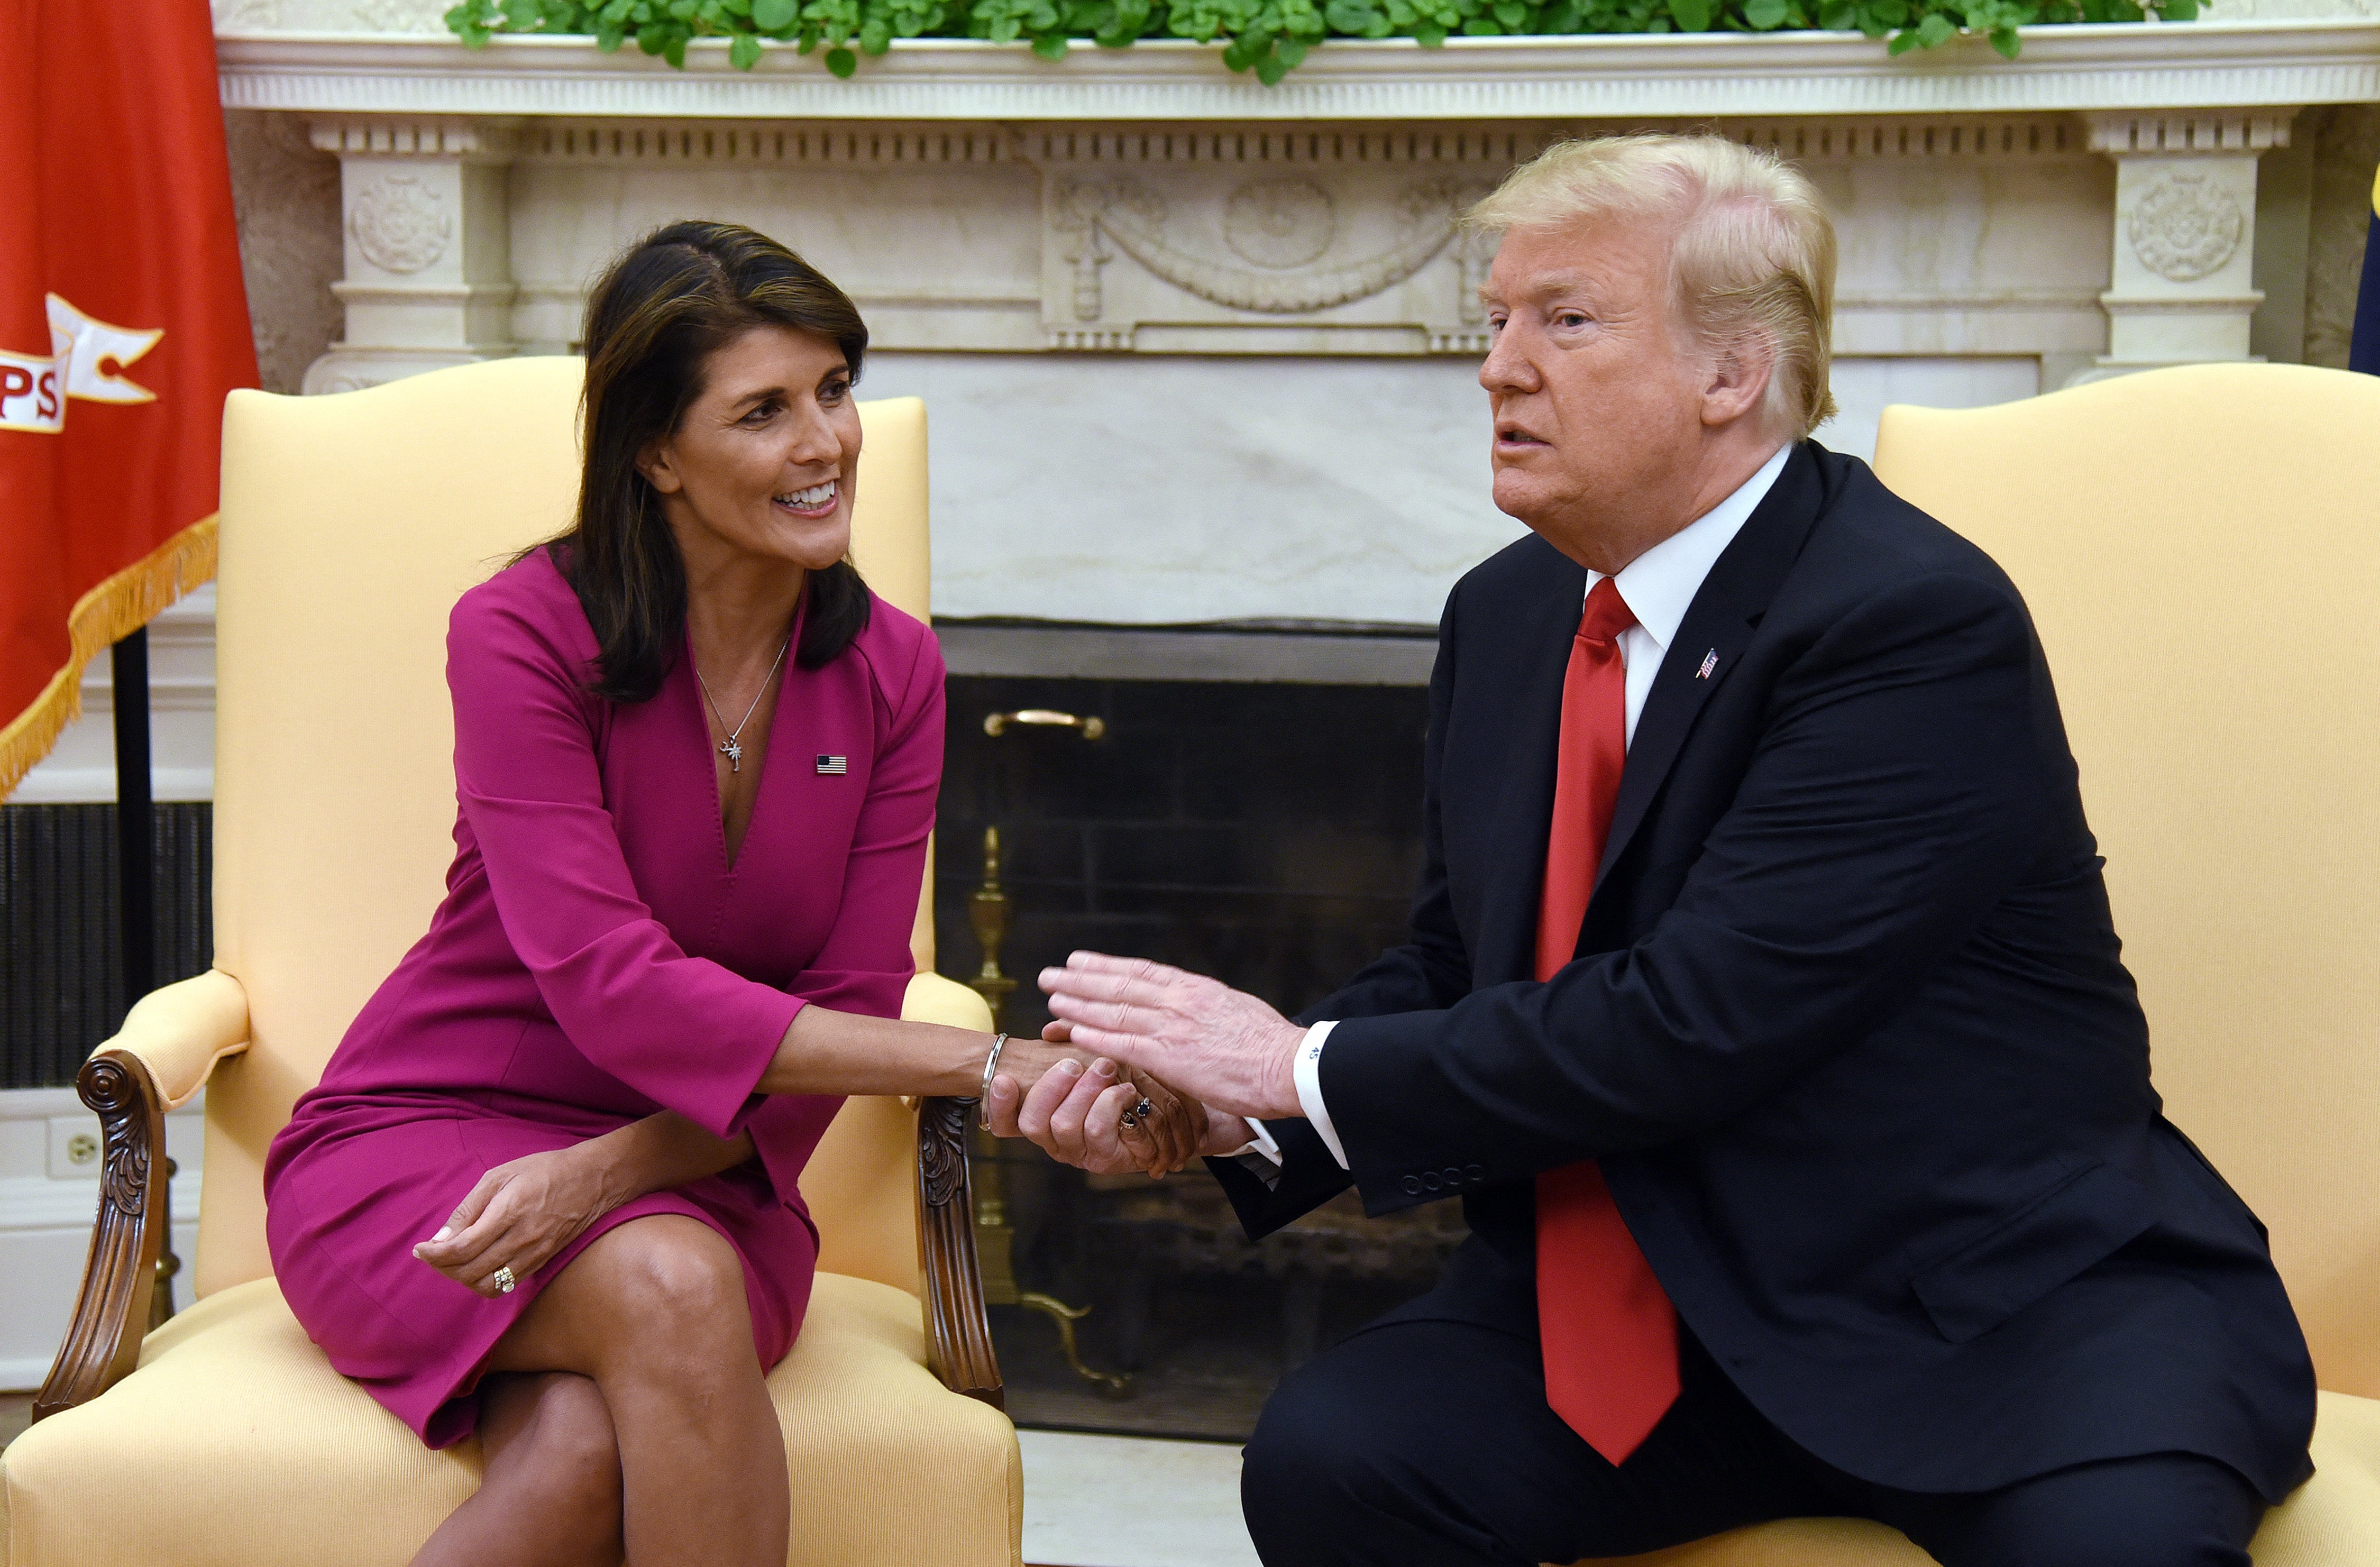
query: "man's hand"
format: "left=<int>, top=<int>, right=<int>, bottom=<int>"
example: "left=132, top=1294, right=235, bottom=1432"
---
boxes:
left=412, top=1144, right=621, bottom=1298
left=1039, top=952, right=1305, bottom=1121
left=982, top=1023, right=1210, bottom=1174
left=987, top=1023, right=1256, bottom=1175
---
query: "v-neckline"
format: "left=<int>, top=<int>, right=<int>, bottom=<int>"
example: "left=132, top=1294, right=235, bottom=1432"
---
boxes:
left=693, top=595, right=805, bottom=877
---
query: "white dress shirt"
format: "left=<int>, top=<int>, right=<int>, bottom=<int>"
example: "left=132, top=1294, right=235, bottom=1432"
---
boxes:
left=1249, top=445, right=1792, bottom=1170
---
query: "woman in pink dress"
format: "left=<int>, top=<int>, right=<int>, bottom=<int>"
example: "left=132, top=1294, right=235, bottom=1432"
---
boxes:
left=263, top=222, right=1198, bottom=1567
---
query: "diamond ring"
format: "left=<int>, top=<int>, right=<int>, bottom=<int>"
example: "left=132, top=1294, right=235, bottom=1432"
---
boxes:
left=490, top=1265, right=517, bottom=1295
left=1119, top=1096, right=1155, bottom=1131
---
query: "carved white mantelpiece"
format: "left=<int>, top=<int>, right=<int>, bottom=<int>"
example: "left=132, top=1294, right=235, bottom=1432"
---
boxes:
left=303, top=118, right=520, bottom=392
left=2085, top=108, right=2302, bottom=372
left=195, top=20, right=2380, bottom=626
left=217, top=24, right=2380, bottom=122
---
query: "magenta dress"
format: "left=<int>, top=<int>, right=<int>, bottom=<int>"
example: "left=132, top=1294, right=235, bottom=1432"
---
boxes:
left=263, top=550, right=945, bottom=1449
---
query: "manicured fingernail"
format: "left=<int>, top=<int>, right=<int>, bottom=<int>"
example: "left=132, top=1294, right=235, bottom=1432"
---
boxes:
left=431, top=1227, right=453, bottom=1243
left=1057, top=1058, right=1082, bottom=1077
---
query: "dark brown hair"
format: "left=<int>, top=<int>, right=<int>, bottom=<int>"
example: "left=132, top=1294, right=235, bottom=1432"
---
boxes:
left=543, top=220, right=873, bottom=704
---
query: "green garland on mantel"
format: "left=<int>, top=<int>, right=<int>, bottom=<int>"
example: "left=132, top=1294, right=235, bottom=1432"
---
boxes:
left=445, top=0, right=2194, bottom=86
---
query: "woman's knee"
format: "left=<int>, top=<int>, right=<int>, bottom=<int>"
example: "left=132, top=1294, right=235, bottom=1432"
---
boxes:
left=578, top=1218, right=753, bottom=1371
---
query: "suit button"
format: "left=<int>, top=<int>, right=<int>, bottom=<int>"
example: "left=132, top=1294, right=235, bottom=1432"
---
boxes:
left=1444, top=1167, right=1466, bottom=1186
left=1466, top=1164, right=1486, bottom=1182
left=1402, top=1176, right=1423, bottom=1195
left=1422, top=1171, right=1443, bottom=1191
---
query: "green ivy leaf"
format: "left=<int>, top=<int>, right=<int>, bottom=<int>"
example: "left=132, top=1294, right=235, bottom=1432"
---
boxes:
left=825, top=41, right=859, bottom=68
left=755, top=0, right=800, bottom=20
left=1743, top=0, right=1788, bottom=25
left=1884, top=22, right=1919, bottom=49
left=1668, top=0, right=1710, bottom=29
left=1914, top=9, right=1954, bottom=41
left=1032, top=28, right=1072, bottom=51
left=1989, top=20, right=2019, bottom=50
left=1413, top=19, right=1447, bottom=41
left=729, top=27, right=764, bottom=60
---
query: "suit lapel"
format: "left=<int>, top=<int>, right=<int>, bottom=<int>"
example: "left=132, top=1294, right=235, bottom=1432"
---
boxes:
left=1472, top=542, right=1588, bottom=986
left=1591, top=444, right=1830, bottom=901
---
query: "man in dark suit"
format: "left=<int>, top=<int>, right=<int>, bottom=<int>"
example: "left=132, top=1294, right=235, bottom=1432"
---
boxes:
left=999, top=132, right=2314, bottom=1566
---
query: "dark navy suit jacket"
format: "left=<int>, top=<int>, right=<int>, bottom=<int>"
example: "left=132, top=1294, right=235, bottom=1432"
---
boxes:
left=1211, top=442, right=2315, bottom=1501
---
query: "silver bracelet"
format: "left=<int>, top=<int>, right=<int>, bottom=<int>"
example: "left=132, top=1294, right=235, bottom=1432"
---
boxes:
left=976, top=1033, right=1009, bottom=1130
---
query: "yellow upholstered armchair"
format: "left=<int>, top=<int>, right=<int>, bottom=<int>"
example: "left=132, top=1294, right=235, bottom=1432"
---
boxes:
left=0, top=358, right=1021, bottom=1567
left=1567, top=363, right=2380, bottom=1567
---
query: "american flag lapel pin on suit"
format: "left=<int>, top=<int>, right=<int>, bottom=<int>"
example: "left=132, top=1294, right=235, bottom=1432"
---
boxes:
left=816, top=755, right=847, bottom=775
left=1695, top=649, right=1718, bottom=680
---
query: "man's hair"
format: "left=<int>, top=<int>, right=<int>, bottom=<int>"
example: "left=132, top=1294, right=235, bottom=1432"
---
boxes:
left=1468, top=133, right=1838, bottom=442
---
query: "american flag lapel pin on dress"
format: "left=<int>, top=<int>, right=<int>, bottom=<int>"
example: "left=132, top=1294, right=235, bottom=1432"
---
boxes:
left=1695, top=649, right=1719, bottom=680
left=816, top=755, right=847, bottom=775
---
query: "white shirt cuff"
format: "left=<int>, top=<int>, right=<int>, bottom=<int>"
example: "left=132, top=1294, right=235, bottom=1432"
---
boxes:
left=1233, top=1115, right=1284, bottom=1165
left=1295, top=1021, right=1351, bottom=1169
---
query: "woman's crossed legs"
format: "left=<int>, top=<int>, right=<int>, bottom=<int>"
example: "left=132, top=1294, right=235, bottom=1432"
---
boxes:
left=410, top=1214, right=788, bottom=1567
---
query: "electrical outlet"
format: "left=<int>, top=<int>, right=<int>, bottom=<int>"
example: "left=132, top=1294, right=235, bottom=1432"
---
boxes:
left=47, top=1115, right=104, bottom=1180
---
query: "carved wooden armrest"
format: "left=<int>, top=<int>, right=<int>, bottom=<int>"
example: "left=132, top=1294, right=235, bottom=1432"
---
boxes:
left=33, top=970, right=252, bottom=1423
left=917, top=1094, right=1003, bottom=1409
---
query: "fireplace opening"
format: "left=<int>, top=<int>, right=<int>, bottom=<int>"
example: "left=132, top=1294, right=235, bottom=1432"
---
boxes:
left=935, top=624, right=1462, bottom=1438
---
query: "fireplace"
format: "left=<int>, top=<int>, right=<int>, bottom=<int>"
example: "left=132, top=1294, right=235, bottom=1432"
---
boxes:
left=934, top=622, right=1472, bottom=1437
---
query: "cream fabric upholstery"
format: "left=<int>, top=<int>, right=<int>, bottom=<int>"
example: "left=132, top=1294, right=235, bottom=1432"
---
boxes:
left=4, top=1275, right=1017, bottom=1567
left=1569, top=364, right=2380, bottom=1567
left=0, top=357, right=1018, bottom=1566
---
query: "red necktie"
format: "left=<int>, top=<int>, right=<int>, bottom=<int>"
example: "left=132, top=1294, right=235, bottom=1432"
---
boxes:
left=1533, top=576, right=1681, bottom=1465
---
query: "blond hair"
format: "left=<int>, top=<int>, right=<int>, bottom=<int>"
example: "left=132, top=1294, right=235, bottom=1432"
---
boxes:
left=1468, top=133, right=1838, bottom=441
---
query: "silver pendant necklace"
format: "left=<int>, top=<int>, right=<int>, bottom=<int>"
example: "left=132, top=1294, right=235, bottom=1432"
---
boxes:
left=694, top=636, right=789, bottom=774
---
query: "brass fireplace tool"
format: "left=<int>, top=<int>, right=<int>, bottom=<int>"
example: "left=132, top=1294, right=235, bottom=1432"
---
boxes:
left=967, top=713, right=1130, bottom=1397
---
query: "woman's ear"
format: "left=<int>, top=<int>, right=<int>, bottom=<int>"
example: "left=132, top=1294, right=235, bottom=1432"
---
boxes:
left=635, top=436, right=684, bottom=496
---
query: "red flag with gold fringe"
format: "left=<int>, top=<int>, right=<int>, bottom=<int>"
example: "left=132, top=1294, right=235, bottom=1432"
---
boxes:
left=0, top=0, right=257, bottom=796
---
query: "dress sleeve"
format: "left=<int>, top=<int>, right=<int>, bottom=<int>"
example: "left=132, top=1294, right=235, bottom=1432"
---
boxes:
left=744, top=623, right=948, bottom=1207
left=449, top=585, right=803, bottom=1139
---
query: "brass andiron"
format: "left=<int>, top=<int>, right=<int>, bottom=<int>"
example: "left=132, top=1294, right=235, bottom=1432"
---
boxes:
left=149, top=1156, right=179, bottom=1332
left=966, top=823, right=1128, bottom=1397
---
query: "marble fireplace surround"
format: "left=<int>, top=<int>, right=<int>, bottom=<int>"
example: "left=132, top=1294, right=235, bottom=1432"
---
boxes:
left=215, top=21, right=2379, bottom=631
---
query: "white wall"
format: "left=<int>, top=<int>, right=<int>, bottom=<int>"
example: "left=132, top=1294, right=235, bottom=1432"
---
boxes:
left=0, top=1088, right=203, bottom=1391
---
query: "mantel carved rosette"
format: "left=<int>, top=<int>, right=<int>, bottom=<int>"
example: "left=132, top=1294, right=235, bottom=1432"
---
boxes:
left=1033, top=129, right=1518, bottom=355
left=304, top=117, right=523, bottom=394
left=2081, top=107, right=2300, bottom=377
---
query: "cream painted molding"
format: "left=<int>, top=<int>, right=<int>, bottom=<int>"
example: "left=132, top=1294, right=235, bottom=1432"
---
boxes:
left=217, top=22, right=2380, bottom=123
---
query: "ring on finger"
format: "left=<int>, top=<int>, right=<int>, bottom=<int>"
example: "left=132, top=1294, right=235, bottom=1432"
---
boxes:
left=490, top=1264, right=517, bottom=1295
left=1118, top=1095, right=1155, bottom=1130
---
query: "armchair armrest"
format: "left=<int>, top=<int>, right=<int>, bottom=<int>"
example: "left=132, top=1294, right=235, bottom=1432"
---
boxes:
left=104, top=968, right=251, bottom=1108
left=33, top=970, right=252, bottom=1422
left=904, top=971, right=1004, bottom=1410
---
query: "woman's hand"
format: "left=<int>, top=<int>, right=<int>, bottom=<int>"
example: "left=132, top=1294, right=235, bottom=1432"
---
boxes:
left=986, top=1023, right=1246, bottom=1176
left=412, top=1144, right=623, bottom=1298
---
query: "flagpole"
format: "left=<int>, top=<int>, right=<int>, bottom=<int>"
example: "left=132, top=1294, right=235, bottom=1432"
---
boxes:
left=112, top=627, right=153, bottom=1015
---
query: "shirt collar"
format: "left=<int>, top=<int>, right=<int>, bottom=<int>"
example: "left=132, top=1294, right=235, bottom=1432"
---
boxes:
left=1588, top=443, right=1792, bottom=656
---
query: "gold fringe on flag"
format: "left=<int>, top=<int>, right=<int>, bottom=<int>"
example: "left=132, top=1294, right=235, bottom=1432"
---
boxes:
left=0, top=514, right=219, bottom=801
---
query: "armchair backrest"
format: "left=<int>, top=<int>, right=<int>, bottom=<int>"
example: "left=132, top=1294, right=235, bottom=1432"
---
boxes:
left=203, top=356, right=935, bottom=1300
left=1872, top=362, right=2380, bottom=1399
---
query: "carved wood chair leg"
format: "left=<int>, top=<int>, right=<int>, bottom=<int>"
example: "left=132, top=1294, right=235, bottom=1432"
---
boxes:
left=917, top=1095, right=1005, bottom=1409
left=33, top=1049, right=166, bottom=1422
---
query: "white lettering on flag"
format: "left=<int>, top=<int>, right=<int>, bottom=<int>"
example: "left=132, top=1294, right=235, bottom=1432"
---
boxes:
left=0, top=294, right=164, bottom=435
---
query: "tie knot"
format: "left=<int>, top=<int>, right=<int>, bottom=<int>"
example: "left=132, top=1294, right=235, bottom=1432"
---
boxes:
left=1579, top=577, right=1636, bottom=646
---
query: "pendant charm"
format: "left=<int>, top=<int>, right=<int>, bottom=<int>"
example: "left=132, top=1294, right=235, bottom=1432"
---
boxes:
left=720, top=737, right=743, bottom=772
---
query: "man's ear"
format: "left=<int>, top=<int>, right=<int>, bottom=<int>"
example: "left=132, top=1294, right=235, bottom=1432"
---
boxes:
left=1701, top=336, right=1775, bottom=429
left=635, top=437, right=684, bottom=497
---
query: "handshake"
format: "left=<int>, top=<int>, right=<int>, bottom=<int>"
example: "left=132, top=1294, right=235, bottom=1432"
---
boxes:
left=981, top=951, right=1312, bottom=1177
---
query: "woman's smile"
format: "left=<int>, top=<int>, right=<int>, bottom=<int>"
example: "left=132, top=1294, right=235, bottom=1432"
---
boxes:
left=773, top=478, right=838, bottom=519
